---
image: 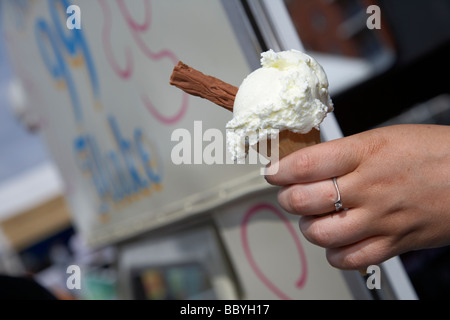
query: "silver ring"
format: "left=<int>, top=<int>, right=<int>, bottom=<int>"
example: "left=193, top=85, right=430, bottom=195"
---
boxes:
left=333, top=177, right=343, bottom=212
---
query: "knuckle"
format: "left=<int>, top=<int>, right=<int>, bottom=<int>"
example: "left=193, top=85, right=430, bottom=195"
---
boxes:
left=362, top=130, right=386, bottom=157
left=341, top=253, right=365, bottom=270
left=276, top=188, right=290, bottom=212
left=302, top=220, right=333, bottom=247
left=293, top=152, right=314, bottom=179
left=289, top=188, right=308, bottom=213
left=327, top=250, right=365, bottom=270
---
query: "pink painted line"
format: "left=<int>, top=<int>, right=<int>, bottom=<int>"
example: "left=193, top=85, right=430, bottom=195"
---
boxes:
left=142, top=92, right=189, bottom=125
left=241, top=203, right=308, bottom=299
left=117, top=0, right=151, bottom=32
left=116, top=0, right=188, bottom=125
left=100, top=0, right=133, bottom=79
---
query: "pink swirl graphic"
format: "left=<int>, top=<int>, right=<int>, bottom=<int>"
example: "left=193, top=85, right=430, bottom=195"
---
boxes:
left=241, top=203, right=308, bottom=300
left=117, top=0, right=151, bottom=32
left=117, top=0, right=189, bottom=124
left=100, top=0, right=133, bottom=79
left=142, top=92, right=189, bottom=125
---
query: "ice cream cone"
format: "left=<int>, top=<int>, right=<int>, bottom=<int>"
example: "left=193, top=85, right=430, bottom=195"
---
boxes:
left=256, top=128, right=321, bottom=160
left=169, top=60, right=325, bottom=161
left=277, top=129, right=321, bottom=159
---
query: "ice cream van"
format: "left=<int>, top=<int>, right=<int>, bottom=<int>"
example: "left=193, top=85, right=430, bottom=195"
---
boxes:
left=0, top=0, right=419, bottom=300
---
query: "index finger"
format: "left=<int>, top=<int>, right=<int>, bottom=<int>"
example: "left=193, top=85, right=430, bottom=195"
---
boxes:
left=265, top=135, right=362, bottom=186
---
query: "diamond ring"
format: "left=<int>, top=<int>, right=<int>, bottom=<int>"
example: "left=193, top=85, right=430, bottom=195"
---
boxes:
left=333, top=177, right=343, bottom=212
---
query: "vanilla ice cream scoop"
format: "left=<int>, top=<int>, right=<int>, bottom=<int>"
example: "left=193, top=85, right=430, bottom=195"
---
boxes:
left=226, top=49, right=334, bottom=160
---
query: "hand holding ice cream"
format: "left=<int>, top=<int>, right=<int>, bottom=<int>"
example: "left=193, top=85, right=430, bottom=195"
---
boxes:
left=266, top=124, right=450, bottom=270
left=170, top=50, right=450, bottom=271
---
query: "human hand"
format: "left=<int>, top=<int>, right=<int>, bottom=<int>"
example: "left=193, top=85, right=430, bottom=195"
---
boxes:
left=265, top=124, right=450, bottom=270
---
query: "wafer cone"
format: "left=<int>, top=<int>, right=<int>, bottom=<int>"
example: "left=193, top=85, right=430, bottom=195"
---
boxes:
left=256, top=129, right=321, bottom=160
left=277, top=129, right=321, bottom=159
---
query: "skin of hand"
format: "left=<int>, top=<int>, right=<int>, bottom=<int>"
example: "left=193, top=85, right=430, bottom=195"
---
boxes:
left=265, top=124, right=450, bottom=270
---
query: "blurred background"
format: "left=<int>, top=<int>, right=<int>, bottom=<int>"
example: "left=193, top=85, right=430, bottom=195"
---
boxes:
left=0, top=0, right=449, bottom=300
